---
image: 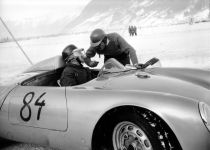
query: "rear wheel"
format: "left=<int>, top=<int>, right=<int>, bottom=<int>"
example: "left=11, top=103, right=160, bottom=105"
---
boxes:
left=93, top=112, right=163, bottom=150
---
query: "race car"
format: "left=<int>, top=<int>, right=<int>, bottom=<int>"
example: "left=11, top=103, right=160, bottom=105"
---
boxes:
left=0, top=56, right=210, bottom=150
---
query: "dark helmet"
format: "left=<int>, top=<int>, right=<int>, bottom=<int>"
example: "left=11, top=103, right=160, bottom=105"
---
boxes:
left=90, top=28, right=106, bottom=47
left=62, top=44, right=77, bottom=61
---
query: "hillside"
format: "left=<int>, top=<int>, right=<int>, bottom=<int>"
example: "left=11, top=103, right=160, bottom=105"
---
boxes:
left=1, top=0, right=209, bottom=40
left=62, top=0, right=210, bottom=33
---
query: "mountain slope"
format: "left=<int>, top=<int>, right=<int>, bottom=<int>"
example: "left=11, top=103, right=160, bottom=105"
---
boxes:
left=62, top=0, right=209, bottom=33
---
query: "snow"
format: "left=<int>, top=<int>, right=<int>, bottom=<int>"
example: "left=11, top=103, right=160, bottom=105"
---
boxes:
left=0, top=22, right=210, bottom=83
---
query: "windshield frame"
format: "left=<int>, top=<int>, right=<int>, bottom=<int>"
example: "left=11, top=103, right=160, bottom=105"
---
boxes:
left=97, top=58, right=128, bottom=77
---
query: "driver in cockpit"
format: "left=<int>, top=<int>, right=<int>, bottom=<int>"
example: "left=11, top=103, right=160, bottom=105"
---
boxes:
left=60, top=44, right=94, bottom=86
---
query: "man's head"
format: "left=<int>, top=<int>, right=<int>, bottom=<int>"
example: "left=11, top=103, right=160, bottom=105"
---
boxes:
left=90, top=29, right=107, bottom=50
left=62, top=44, right=84, bottom=64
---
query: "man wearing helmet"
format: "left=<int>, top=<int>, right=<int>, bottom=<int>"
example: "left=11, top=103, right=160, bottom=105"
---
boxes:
left=84, top=28, right=139, bottom=67
left=60, top=44, right=93, bottom=86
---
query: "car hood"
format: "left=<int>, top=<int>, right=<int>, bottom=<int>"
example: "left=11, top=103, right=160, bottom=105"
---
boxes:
left=87, top=67, right=210, bottom=104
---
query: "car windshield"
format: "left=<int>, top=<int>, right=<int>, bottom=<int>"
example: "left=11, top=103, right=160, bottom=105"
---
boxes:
left=98, top=58, right=127, bottom=77
left=97, top=57, right=162, bottom=77
left=24, top=56, right=65, bottom=73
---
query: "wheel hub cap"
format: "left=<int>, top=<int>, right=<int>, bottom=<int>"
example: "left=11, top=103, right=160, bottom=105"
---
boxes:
left=112, top=121, right=153, bottom=150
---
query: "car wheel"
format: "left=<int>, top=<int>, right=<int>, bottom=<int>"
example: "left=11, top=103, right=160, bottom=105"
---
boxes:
left=94, top=112, right=163, bottom=150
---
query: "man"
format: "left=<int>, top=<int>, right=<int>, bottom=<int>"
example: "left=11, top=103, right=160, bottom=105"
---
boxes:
left=84, top=28, right=139, bottom=67
left=128, top=26, right=132, bottom=36
left=60, top=44, right=93, bottom=86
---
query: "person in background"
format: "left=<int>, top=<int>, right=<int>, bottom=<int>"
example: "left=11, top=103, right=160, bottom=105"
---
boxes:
left=134, top=26, right=137, bottom=36
left=84, top=28, right=139, bottom=67
left=60, top=44, right=93, bottom=86
left=128, top=26, right=132, bottom=36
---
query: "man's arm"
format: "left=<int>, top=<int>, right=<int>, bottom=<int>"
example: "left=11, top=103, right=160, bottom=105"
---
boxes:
left=83, top=56, right=99, bottom=67
left=84, top=47, right=99, bottom=67
left=116, top=33, right=139, bottom=65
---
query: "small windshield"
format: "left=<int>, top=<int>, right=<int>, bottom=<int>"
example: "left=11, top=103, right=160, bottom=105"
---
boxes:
left=24, top=56, right=65, bottom=73
left=97, top=57, right=162, bottom=77
left=98, top=58, right=126, bottom=77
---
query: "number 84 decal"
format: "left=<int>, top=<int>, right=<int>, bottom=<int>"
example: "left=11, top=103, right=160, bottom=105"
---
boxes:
left=20, top=92, right=46, bottom=122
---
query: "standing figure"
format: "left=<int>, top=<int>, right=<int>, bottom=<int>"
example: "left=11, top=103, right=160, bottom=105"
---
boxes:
left=128, top=26, right=132, bottom=36
left=134, top=26, right=137, bottom=36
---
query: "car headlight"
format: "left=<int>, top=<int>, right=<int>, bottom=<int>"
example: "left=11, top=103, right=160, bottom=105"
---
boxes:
left=199, top=102, right=210, bottom=131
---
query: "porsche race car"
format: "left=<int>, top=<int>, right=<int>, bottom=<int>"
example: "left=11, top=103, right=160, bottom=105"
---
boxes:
left=0, top=56, right=210, bottom=150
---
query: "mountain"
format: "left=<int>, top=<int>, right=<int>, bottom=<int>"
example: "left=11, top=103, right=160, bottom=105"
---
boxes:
left=1, top=0, right=209, bottom=40
left=62, top=0, right=210, bottom=33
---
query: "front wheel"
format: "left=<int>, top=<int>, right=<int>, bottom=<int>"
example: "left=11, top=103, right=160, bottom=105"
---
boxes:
left=113, top=121, right=153, bottom=150
left=93, top=112, right=163, bottom=150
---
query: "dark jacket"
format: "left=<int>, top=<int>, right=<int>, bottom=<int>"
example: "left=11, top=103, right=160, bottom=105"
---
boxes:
left=60, top=63, right=92, bottom=86
left=86, top=32, right=138, bottom=65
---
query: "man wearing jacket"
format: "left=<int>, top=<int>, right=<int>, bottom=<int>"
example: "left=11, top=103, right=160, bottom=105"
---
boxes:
left=60, top=44, right=93, bottom=86
left=84, top=28, right=139, bottom=67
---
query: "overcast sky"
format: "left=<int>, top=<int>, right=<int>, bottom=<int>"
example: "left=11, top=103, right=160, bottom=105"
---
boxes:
left=0, top=0, right=91, bottom=21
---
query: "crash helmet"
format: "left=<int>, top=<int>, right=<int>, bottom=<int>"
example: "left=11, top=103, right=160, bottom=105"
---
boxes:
left=62, top=44, right=77, bottom=61
left=90, top=28, right=106, bottom=47
left=62, top=44, right=84, bottom=64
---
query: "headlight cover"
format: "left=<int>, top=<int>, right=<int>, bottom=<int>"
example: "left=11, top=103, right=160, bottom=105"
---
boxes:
left=199, top=102, right=210, bottom=131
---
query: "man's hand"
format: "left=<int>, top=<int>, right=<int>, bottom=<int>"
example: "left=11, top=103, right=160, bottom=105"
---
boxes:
left=89, top=61, right=99, bottom=67
left=83, top=54, right=99, bottom=67
left=134, top=63, right=145, bottom=69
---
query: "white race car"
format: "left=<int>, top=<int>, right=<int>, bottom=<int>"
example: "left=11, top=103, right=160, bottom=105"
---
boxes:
left=0, top=56, right=210, bottom=150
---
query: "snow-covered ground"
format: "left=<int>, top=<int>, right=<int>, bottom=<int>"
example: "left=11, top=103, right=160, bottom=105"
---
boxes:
left=0, top=21, right=210, bottom=149
left=0, top=22, right=210, bottom=83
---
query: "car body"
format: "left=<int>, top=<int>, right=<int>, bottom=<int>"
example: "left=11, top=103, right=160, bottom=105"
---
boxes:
left=0, top=56, right=210, bottom=150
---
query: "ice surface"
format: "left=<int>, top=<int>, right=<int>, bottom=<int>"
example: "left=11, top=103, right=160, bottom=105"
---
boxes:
left=0, top=22, right=210, bottom=84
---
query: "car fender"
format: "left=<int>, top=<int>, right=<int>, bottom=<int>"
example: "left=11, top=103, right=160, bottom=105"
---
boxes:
left=65, top=88, right=210, bottom=150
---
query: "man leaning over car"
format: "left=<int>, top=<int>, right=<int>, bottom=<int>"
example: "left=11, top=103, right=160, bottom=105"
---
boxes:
left=83, top=28, right=139, bottom=68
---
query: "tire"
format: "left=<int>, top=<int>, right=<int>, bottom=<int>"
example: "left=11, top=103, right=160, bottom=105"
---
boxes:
left=92, top=112, right=163, bottom=150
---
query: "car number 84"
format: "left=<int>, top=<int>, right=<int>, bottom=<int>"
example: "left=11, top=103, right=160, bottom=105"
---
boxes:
left=20, top=92, right=46, bottom=122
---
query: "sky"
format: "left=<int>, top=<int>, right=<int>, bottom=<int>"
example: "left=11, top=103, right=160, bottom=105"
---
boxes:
left=0, top=0, right=91, bottom=21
